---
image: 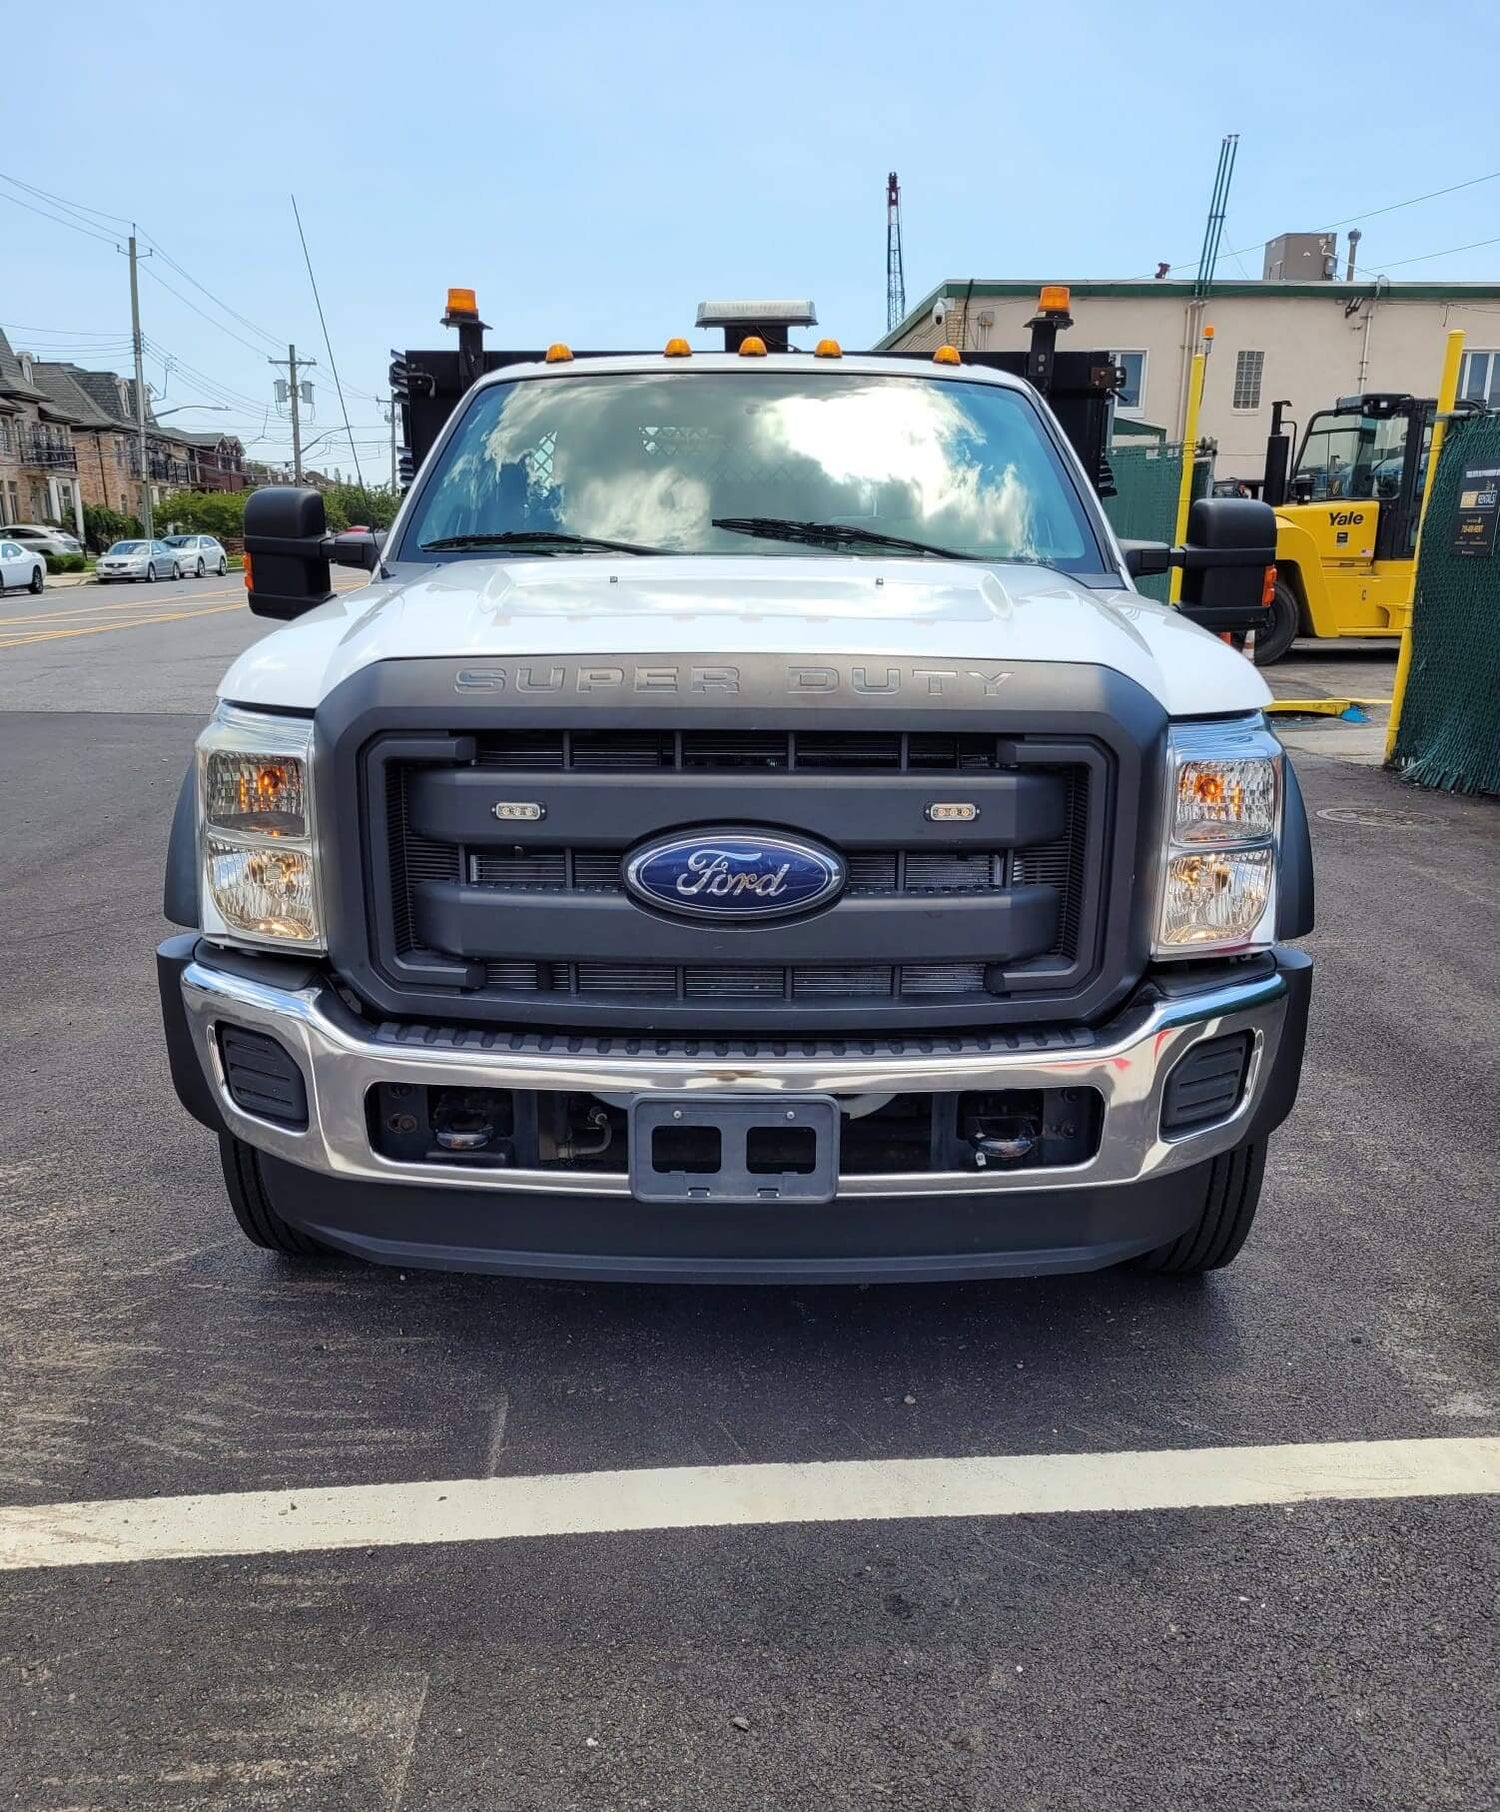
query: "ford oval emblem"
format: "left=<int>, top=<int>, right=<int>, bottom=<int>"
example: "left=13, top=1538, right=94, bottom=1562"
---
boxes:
left=624, top=831, right=845, bottom=920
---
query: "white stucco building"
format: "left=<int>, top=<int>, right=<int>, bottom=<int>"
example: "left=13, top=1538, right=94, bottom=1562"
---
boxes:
left=880, top=276, right=1500, bottom=481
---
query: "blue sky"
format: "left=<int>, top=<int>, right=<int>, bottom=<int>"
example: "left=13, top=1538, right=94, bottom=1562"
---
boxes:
left=6, top=0, right=1495, bottom=472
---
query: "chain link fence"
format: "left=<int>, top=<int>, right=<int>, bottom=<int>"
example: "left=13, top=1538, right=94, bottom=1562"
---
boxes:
left=1391, top=411, right=1500, bottom=796
left=1102, top=444, right=1213, bottom=602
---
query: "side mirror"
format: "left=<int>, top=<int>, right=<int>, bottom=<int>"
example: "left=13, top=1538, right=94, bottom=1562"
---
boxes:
left=330, top=528, right=383, bottom=572
left=243, top=486, right=332, bottom=620
left=1289, top=472, right=1314, bottom=504
left=1120, top=540, right=1172, bottom=579
left=1175, top=497, right=1278, bottom=636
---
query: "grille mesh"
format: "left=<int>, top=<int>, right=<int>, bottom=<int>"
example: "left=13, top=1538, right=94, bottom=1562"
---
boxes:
left=382, top=738, right=1097, bottom=1014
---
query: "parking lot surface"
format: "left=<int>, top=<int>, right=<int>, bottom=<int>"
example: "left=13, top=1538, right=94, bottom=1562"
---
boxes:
left=1, top=601, right=1495, bottom=1809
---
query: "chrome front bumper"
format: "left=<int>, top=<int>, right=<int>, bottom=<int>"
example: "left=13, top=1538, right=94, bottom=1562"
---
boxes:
left=178, top=956, right=1294, bottom=1198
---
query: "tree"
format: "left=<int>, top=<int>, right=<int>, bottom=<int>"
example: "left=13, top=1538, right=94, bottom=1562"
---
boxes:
left=321, top=483, right=401, bottom=532
left=154, top=490, right=248, bottom=538
left=82, top=503, right=142, bottom=552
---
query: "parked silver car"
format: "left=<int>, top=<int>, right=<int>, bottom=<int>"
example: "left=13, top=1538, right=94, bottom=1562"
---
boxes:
left=6, top=522, right=84, bottom=557
left=0, top=535, right=47, bottom=593
left=96, top=540, right=187, bottom=583
left=161, top=533, right=230, bottom=577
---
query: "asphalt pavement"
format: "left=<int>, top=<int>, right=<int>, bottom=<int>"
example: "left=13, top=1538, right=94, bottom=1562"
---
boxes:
left=0, top=592, right=1494, bottom=1810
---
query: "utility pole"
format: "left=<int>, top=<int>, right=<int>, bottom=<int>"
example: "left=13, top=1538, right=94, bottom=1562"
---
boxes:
left=127, top=230, right=153, bottom=538
left=269, top=345, right=316, bottom=482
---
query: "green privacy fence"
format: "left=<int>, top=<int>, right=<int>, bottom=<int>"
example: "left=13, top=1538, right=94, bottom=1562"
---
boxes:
left=1102, top=443, right=1213, bottom=602
left=1391, top=411, right=1500, bottom=795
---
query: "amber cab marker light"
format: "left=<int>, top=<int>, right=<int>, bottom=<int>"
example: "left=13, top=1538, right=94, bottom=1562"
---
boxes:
left=664, top=337, right=692, bottom=357
left=445, top=287, right=479, bottom=319
left=738, top=335, right=768, bottom=357
left=933, top=344, right=961, bottom=365
left=1038, top=284, right=1071, bottom=312
left=544, top=342, right=574, bottom=364
left=814, top=338, right=843, bottom=359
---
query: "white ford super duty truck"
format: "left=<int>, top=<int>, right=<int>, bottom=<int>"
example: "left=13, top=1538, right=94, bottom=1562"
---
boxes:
left=157, top=297, right=1312, bottom=1281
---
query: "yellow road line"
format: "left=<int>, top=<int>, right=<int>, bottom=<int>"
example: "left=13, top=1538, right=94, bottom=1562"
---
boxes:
left=0, top=603, right=245, bottom=650
left=0, top=591, right=244, bottom=628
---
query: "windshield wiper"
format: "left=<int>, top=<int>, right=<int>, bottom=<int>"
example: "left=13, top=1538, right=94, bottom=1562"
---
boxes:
left=419, top=530, right=662, bottom=556
left=711, top=516, right=982, bottom=560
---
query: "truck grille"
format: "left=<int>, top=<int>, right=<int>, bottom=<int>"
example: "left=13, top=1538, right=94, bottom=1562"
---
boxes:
left=363, top=723, right=1112, bottom=1032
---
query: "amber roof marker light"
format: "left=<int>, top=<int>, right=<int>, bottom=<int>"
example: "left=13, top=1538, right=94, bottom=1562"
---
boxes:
left=664, top=337, right=692, bottom=357
left=442, top=287, right=480, bottom=324
left=738, top=335, right=768, bottom=357
left=544, top=343, right=574, bottom=364
left=933, top=344, right=962, bottom=365
left=814, top=338, right=843, bottom=358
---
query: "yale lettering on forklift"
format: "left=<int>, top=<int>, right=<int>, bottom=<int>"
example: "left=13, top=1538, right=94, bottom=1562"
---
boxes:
left=1327, top=511, right=1365, bottom=527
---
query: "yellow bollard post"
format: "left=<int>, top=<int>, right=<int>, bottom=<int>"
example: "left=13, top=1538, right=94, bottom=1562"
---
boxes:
left=1169, top=326, right=1213, bottom=605
left=1385, top=327, right=1465, bottom=762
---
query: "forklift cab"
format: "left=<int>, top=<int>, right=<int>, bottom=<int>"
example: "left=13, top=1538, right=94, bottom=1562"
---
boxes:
left=1287, top=393, right=1434, bottom=562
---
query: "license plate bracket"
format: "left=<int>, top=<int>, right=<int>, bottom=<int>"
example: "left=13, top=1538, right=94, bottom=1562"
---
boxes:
left=630, top=1096, right=841, bottom=1205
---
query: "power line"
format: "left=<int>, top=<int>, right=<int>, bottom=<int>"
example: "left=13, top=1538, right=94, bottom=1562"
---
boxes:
left=0, top=181, right=117, bottom=245
left=1377, top=234, right=1500, bottom=272
left=0, top=169, right=131, bottom=229
left=137, top=230, right=287, bottom=351
left=291, top=192, right=367, bottom=496
left=1119, top=167, right=1500, bottom=281
left=139, top=263, right=279, bottom=358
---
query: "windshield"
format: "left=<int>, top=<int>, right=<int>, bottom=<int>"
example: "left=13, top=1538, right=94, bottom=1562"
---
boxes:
left=162, top=535, right=190, bottom=546
left=108, top=542, right=146, bottom=554
left=1294, top=410, right=1412, bottom=501
left=398, top=370, right=1104, bottom=572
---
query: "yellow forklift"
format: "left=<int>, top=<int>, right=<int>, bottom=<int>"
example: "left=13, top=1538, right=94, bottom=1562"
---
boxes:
left=1255, top=391, right=1434, bottom=664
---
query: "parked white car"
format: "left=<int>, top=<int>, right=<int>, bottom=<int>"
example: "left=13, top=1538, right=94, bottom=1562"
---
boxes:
left=6, top=523, right=84, bottom=557
left=162, top=533, right=230, bottom=577
left=96, top=540, right=187, bottom=583
left=0, top=536, right=47, bottom=594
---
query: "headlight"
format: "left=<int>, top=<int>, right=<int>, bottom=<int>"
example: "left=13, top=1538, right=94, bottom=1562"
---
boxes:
left=1154, top=718, right=1280, bottom=956
left=197, top=705, right=323, bottom=950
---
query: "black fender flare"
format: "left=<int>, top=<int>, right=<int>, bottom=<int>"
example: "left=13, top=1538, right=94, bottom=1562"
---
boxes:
left=163, top=763, right=198, bottom=928
left=1277, top=757, right=1315, bottom=938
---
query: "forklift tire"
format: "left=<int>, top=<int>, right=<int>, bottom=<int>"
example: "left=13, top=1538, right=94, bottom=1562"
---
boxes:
left=1253, top=580, right=1303, bottom=666
left=219, top=1134, right=324, bottom=1258
left=1131, top=1140, right=1266, bottom=1274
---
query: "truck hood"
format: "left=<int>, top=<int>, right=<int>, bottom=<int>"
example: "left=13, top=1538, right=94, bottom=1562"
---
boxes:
left=221, top=555, right=1271, bottom=718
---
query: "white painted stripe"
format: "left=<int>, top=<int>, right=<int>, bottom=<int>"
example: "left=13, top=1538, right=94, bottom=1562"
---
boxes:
left=2, top=1437, right=1495, bottom=1572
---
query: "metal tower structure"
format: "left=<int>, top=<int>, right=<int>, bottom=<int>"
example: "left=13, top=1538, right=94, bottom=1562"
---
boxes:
left=1194, top=134, right=1239, bottom=299
left=886, top=172, right=906, bottom=335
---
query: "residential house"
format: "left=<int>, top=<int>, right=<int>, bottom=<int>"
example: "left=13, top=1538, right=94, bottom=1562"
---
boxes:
left=0, top=330, right=85, bottom=533
left=30, top=362, right=139, bottom=517
left=176, top=429, right=249, bottom=491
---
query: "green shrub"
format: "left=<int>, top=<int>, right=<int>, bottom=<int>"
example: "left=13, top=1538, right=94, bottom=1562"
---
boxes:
left=155, top=490, right=248, bottom=538
left=44, top=552, right=88, bottom=574
left=82, top=503, right=142, bottom=552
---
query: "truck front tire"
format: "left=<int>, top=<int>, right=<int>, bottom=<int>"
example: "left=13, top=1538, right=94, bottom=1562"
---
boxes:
left=219, top=1135, right=324, bottom=1257
left=1132, top=1140, right=1265, bottom=1274
left=1253, top=580, right=1302, bottom=666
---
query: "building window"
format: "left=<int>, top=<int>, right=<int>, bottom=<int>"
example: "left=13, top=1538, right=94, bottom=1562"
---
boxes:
left=1459, top=350, right=1500, bottom=408
left=1112, top=351, right=1147, bottom=416
left=1232, top=350, right=1265, bottom=411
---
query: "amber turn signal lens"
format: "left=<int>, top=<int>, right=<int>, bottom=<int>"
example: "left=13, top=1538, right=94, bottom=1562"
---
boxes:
left=242, top=551, right=252, bottom=590
left=1261, top=564, right=1277, bottom=607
